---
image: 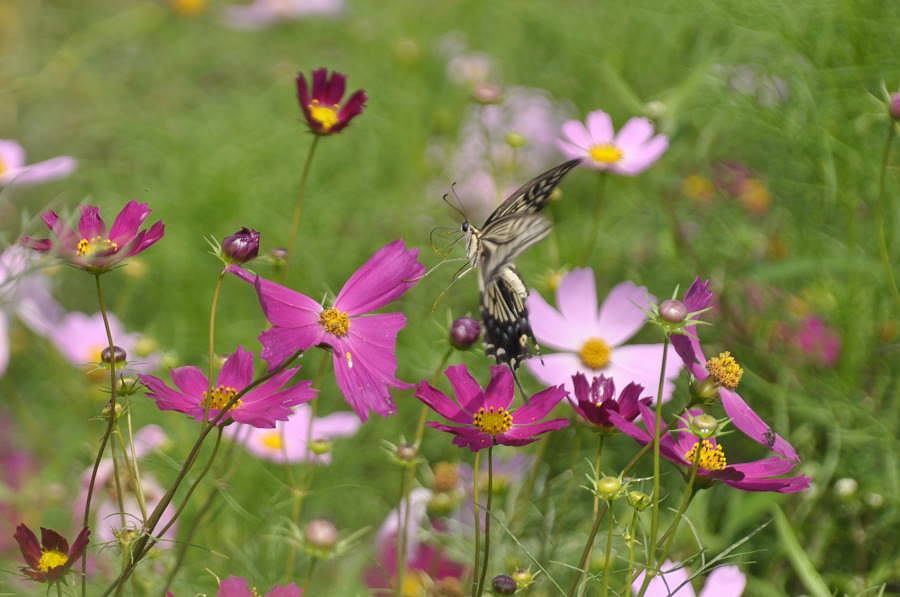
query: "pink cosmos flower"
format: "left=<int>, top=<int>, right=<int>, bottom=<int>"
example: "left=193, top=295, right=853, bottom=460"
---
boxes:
left=224, top=403, right=360, bottom=464
left=50, top=311, right=160, bottom=375
left=0, top=140, right=76, bottom=187
left=217, top=576, right=302, bottom=597
left=140, top=346, right=315, bottom=427
left=296, top=68, right=367, bottom=136
left=570, top=373, right=648, bottom=430
left=223, top=0, right=343, bottom=31
left=21, top=201, right=164, bottom=273
left=671, top=279, right=799, bottom=462
left=558, top=110, right=668, bottom=174
left=365, top=488, right=465, bottom=594
left=416, top=364, right=569, bottom=452
left=610, top=405, right=810, bottom=493
left=789, top=316, right=841, bottom=368
left=227, top=240, right=425, bottom=421
left=0, top=246, right=64, bottom=375
left=633, top=560, right=746, bottom=596
left=526, top=269, right=683, bottom=404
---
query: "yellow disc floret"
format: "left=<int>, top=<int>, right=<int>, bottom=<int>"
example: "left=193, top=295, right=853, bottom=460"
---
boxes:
left=319, top=307, right=351, bottom=337
left=76, top=235, right=118, bottom=258
left=37, top=550, right=69, bottom=573
left=706, top=351, right=743, bottom=389
left=260, top=431, right=283, bottom=451
left=202, top=385, right=240, bottom=411
left=588, top=144, right=623, bottom=164
left=579, top=338, right=611, bottom=370
left=308, top=100, right=340, bottom=132
left=473, top=406, right=513, bottom=436
left=685, top=439, right=728, bottom=471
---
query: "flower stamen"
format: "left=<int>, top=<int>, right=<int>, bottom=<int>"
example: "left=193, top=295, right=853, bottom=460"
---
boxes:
left=202, top=385, right=240, bottom=411
left=706, top=351, right=743, bottom=389
left=76, top=235, right=118, bottom=257
left=319, top=307, right=351, bottom=337
left=579, top=338, right=611, bottom=370
left=308, top=99, right=340, bottom=132
left=473, top=406, right=513, bottom=436
left=37, top=550, right=68, bottom=573
left=588, top=144, right=623, bottom=164
left=685, top=439, right=727, bottom=471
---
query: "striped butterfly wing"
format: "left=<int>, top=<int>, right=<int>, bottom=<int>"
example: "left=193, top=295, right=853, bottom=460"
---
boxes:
left=481, top=266, right=534, bottom=368
left=477, top=213, right=552, bottom=284
left=482, top=158, right=581, bottom=227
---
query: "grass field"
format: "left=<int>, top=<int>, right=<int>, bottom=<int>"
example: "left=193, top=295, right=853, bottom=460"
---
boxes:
left=1, top=0, right=898, bottom=595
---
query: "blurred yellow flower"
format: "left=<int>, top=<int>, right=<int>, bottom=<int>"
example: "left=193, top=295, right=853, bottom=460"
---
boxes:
left=681, top=174, right=715, bottom=204
left=169, top=0, right=207, bottom=16
left=739, top=178, right=772, bottom=214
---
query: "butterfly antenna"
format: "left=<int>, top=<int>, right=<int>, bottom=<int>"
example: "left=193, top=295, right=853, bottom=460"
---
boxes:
left=441, top=186, right=466, bottom=219
left=449, top=182, right=469, bottom=217
left=419, top=257, right=468, bottom=283
left=431, top=262, right=473, bottom=311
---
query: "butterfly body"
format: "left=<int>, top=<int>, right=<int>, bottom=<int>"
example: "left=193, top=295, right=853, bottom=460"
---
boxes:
left=455, top=158, right=580, bottom=368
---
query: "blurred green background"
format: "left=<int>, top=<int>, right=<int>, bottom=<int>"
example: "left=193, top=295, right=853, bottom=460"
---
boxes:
left=1, top=0, right=898, bottom=594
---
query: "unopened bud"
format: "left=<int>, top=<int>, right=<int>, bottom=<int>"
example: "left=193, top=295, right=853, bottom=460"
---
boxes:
left=834, top=478, right=858, bottom=499
left=890, top=93, right=900, bottom=120
left=659, top=299, right=687, bottom=323
left=101, top=346, right=127, bottom=364
left=691, top=413, right=719, bottom=438
left=595, top=476, right=621, bottom=501
left=471, top=83, right=503, bottom=105
left=450, top=317, right=481, bottom=350
left=491, top=574, right=517, bottom=595
left=427, top=491, right=458, bottom=517
left=511, top=568, right=535, bottom=590
left=395, top=443, right=417, bottom=462
left=627, top=490, right=652, bottom=511
left=432, top=462, right=460, bottom=493
left=102, top=402, right=124, bottom=420
left=690, top=377, right=720, bottom=403
left=505, top=132, right=526, bottom=148
left=134, top=336, right=158, bottom=358
left=270, top=247, right=288, bottom=266
left=222, top=227, right=260, bottom=264
left=304, top=519, right=338, bottom=551
left=309, top=439, right=332, bottom=456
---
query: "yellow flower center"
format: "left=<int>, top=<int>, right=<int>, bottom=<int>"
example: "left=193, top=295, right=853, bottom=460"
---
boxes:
left=706, top=351, right=743, bottom=389
left=579, top=338, right=611, bottom=370
left=308, top=99, right=341, bottom=132
left=260, top=431, right=283, bottom=451
left=682, top=174, right=715, bottom=202
left=202, top=385, right=241, bottom=411
left=76, top=235, right=118, bottom=257
left=168, top=0, right=206, bottom=15
left=319, top=307, right=351, bottom=337
left=685, top=439, right=727, bottom=471
left=588, top=144, right=623, bottom=164
left=0, top=158, right=6, bottom=176
left=472, top=406, right=513, bottom=436
left=37, top=550, right=68, bottom=573
left=400, top=570, right=425, bottom=597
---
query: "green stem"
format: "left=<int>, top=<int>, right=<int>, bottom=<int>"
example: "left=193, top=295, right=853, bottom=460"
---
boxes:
left=471, top=450, right=482, bottom=596
left=876, top=123, right=899, bottom=306
left=285, top=135, right=321, bottom=270
left=622, top=510, right=640, bottom=596
left=109, top=430, right=128, bottom=529
left=600, top=502, right=615, bottom=597
left=582, top=173, right=608, bottom=264
left=394, top=466, right=411, bottom=597
left=302, top=558, right=317, bottom=593
left=475, top=445, right=494, bottom=597
left=204, top=270, right=225, bottom=422
left=568, top=435, right=606, bottom=596
left=121, top=405, right=148, bottom=521
left=81, top=273, right=120, bottom=597
left=646, top=336, right=669, bottom=568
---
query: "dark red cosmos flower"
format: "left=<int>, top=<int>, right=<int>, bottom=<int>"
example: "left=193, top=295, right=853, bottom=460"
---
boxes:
left=14, top=523, right=89, bottom=583
left=296, top=68, right=367, bottom=135
left=570, top=372, right=648, bottom=430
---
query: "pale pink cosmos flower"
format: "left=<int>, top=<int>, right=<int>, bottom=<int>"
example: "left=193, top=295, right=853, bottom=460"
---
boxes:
left=790, top=316, right=841, bottom=368
left=525, top=268, right=682, bottom=403
left=0, top=140, right=76, bottom=187
left=633, top=560, right=747, bottom=596
left=0, top=247, right=64, bottom=376
left=49, top=311, right=160, bottom=374
left=223, top=0, right=343, bottom=30
left=558, top=109, right=668, bottom=174
left=224, top=403, right=360, bottom=464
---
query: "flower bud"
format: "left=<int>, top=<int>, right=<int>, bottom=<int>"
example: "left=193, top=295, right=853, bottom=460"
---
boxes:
left=505, top=132, right=527, bottom=149
left=222, top=227, right=260, bottom=264
left=690, top=377, right=720, bottom=404
left=304, top=519, right=338, bottom=551
left=834, top=477, right=858, bottom=499
left=627, top=490, right=652, bottom=511
left=134, top=336, right=158, bottom=358
left=102, top=402, right=124, bottom=420
left=595, top=476, right=621, bottom=501
left=427, top=491, right=458, bottom=517
left=270, top=247, right=288, bottom=264
left=309, top=439, right=332, bottom=456
left=511, top=568, right=535, bottom=590
left=101, top=345, right=127, bottom=364
left=659, top=299, right=687, bottom=323
left=432, top=462, right=460, bottom=493
left=471, top=83, right=503, bottom=105
left=395, top=443, right=417, bottom=462
left=890, top=93, right=900, bottom=120
left=491, top=574, right=517, bottom=595
left=450, top=317, right=481, bottom=350
left=690, top=413, right=719, bottom=438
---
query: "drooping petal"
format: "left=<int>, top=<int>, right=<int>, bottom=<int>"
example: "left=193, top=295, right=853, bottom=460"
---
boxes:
left=42, top=210, right=78, bottom=249
left=330, top=322, right=405, bottom=421
left=720, top=387, right=799, bottom=462
left=77, top=205, right=106, bottom=239
left=683, top=278, right=713, bottom=313
left=585, top=110, right=614, bottom=144
left=555, top=268, right=599, bottom=330
left=217, top=346, right=255, bottom=389
left=595, top=281, right=654, bottom=346
left=671, top=328, right=706, bottom=379
left=6, top=156, right=76, bottom=185
left=482, top=365, right=514, bottom=410
left=511, top=384, right=567, bottom=424
left=698, top=565, right=746, bottom=597
left=334, top=240, right=424, bottom=315
left=428, top=422, right=492, bottom=452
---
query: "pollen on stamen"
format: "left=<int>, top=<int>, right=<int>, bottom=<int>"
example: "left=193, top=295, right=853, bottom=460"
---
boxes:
left=685, top=439, right=727, bottom=471
left=472, top=406, right=513, bottom=436
left=308, top=99, right=340, bottom=131
left=579, top=337, right=611, bottom=370
left=37, top=550, right=68, bottom=573
left=588, top=144, right=623, bottom=164
left=319, top=307, right=351, bottom=337
left=202, top=385, right=241, bottom=411
left=706, top=351, right=743, bottom=389
left=76, top=235, right=118, bottom=257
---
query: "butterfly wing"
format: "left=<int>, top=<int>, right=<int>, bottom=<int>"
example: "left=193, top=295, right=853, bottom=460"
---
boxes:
left=482, top=158, right=581, bottom=227
left=477, top=213, right=552, bottom=283
left=481, top=266, right=534, bottom=368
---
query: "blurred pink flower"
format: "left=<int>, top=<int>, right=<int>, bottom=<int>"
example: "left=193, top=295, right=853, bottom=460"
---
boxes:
left=224, top=404, right=360, bottom=464
left=0, top=414, right=37, bottom=552
left=0, top=140, right=76, bottom=187
left=558, top=110, right=668, bottom=174
left=223, top=0, right=343, bottom=31
left=526, top=269, right=682, bottom=403
left=446, top=52, right=494, bottom=87
left=49, top=311, right=160, bottom=374
left=0, top=247, right=64, bottom=376
left=790, top=316, right=840, bottom=367
left=217, top=576, right=302, bottom=596
left=633, top=560, right=746, bottom=596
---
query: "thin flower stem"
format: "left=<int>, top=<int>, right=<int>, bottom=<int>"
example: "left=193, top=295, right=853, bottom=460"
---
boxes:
left=622, top=509, right=640, bottom=596
left=475, top=445, right=494, bottom=597
left=646, top=336, right=669, bottom=573
left=302, top=557, right=318, bottom=593
left=875, top=123, right=900, bottom=306
left=81, top=273, right=120, bottom=597
left=393, top=465, right=411, bottom=597
left=56, top=582, right=63, bottom=597
left=582, top=173, right=608, bottom=265
left=568, top=435, right=606, bottom=596
left=414, top=346, right=454, bottom=449
left=600, top=502, right=615, bottom=597
left=204, top=270, right=225, bottom=423
left=109, top=431, right=128, bottom=529
left=121, top=404, right=148, bottom=521
left=285, top=135, right=321, bottom=271
left=471, top=450, right=482, bottom=597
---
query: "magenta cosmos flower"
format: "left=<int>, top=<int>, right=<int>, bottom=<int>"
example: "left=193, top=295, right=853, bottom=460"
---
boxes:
left=217, top=576, right=301, bottom=597
left=557, top=110, right=668, bottom=174
left=789, top=316, right=841, bottom=368
left=224, top=404, right=360, bottom=464
left=228, top=240, right=425, bottom=421
left=526, top=269, right=682, bottom=404
left=632, top=560, right=746, bottom=597
left=0, top=140, right=76, bottom=187
left=571, top=372, right=648, bottom=430
left=296, top=68, right=366, bottom=135
left=14, top=524, right=89, bottom=583
left=224, top=0, right=343, bottom=31
left=671, top=278, right=799, bottom=462
left=21, top=201, right=164, bottom=273
left=610, top=404, right=810, bottom=493
left=416, top=364, right=569, bottom=452
left=140, top=346, right=315, bottom=427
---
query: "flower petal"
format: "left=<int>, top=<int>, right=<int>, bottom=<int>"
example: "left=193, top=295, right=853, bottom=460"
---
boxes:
left=169, top=366, right=208, bottom=396
left=0, top=140, right=25, bottom=171
left=585, top=110, right=614, bottom=144
left=416, top=382, right=471, bottom=424
left=560, top=119, right=592, bottom=149
left=596, top=281, right=654, bottom=346
left=511, top=384, right=567, bottom=424
left=607, top=343, right=682, bottom=404
left=555, top=268, right=599, bottom=330
left=217, top=576, right=254, bottom=597
left=217, top=346, right=255, bottom=389
left=557, top=139, right=589, bottom=161
left=526, top=290, right=581, bottom=351
left=68, top=527, right=90, bottom=561
left=498, top=418, right=568, bottom=446
left=482, top=365, right=514, bottom=410
left=324, top=70, right=346, bottom=105
left=633, top=560, right=696, bottom=597
left=40, top=527, right=69, bottom=554
left=227, top=265, right=323, bottom=328
left=616, top=135, right=668, bottom=175
left=444, top=364, right=484, bottom=411
left=108, top=201, right=151, bottom=245
left=428, top=421, right=492, bottom=452
left=525, top=351, right=583, bottom=388
left=720, top=387, right=799, bottom=462
left=334, top=240, right=424, bottom=315
left=14, top=524, right=41, bottom=568
left=614, top=117, right=654, bottom=150
left=5, top=156, right=76, bottom=186
left=78, top=205, right=106, bottom=239
left=698, top=565, right=746, bottom=597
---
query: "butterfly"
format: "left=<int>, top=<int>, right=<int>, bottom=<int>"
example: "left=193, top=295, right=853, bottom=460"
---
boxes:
left=452, top=158, right=580, bottom=369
